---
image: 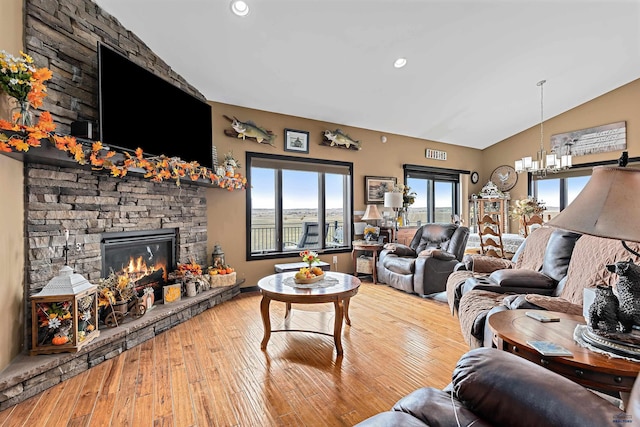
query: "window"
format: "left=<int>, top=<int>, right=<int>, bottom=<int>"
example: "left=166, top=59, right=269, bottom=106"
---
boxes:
left=404, top=165, right=461, bottom=225
left=246, top=153, right=353, bottom=260
left=532, top=173, right=590, bottom=220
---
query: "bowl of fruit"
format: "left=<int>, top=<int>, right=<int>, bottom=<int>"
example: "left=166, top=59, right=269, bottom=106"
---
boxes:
left=294, top=266, right=325, bottom=284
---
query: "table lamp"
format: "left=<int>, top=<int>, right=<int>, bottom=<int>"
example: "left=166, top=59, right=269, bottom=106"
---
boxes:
left=384, top=192, right=403, bottom=242
left=547, top=164, right=640, bottom=356
left=361, top=204, right=383, bottom=223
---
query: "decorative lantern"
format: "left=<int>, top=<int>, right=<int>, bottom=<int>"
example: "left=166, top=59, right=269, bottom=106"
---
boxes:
left=212, top=243, right=225, bottom=269
left=30, top=265, right=100, bottom=355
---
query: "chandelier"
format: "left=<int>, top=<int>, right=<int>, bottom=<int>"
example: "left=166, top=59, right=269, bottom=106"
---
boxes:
left=515, top=80, right=572, bottom=177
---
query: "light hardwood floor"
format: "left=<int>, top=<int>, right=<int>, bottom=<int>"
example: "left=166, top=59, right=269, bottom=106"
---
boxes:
left=0, top=282, right=468, bottom=426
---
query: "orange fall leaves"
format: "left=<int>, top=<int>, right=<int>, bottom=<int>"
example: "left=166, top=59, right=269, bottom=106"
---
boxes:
left=0, top=113, right=247, bottom=189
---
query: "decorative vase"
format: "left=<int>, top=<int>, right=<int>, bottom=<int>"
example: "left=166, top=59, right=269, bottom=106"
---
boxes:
left=11, top=100, right=34, bottom=127
left=186, top=281, right=197, bottom=297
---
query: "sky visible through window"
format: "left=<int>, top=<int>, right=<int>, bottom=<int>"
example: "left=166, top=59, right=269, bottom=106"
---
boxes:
left=251, top=168, right=345, bottom=209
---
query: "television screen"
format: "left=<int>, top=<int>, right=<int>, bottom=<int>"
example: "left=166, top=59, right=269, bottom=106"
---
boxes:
left=98, top=42, right=213, bottom=169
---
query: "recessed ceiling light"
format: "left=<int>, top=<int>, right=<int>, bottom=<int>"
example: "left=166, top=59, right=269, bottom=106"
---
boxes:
left=393, top=58, right=407, bottom=69
left=231, top=1, right=249, bottom=17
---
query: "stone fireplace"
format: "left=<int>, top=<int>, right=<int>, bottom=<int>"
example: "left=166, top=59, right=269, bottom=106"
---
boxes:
left=24, top=162, right=209, bottom=344
left=0, top=161, right=239, bottom=410
left=101, top=228, right=178, bottom=301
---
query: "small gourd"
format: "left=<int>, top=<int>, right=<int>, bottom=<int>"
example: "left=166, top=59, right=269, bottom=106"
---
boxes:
left=52, top=335, right=69, bottom=346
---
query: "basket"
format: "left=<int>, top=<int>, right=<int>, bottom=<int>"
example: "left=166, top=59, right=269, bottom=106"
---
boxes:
left=209, top=271, right=236, bottom=287
left=356, top=256, right=373, bottom=274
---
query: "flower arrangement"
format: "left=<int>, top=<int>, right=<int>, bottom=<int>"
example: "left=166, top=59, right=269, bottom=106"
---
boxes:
left=300, top=250, right=320, bottom=266
left=0, top=50, right=52, bottom=108
left=510, top=196, right=546, bottom=219
left=395, top=184, right=417, bottom=209
left=223, top=151, right=241, bottom=169
left=35, top=294, right=95, bottom=345
left=36, top=301, right=72, bottom=344
left=97, top=271, right=136, bottom=306
left=364, top=226, right=379, bottom=241
left=177, top=260, right=203, bottom=276
left=0, top=51, right=247, bottom=190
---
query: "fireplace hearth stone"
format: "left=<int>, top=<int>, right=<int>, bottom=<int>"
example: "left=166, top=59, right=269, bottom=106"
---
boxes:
left=0, top=284, right=240, bottom=410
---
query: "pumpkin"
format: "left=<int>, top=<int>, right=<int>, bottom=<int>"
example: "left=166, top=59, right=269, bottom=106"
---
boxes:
left=52, top=335, right=69, bottom=345
left=225, top=267, right=234, bottom=274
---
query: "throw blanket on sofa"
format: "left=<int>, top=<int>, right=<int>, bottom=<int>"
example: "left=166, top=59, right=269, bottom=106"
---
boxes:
left=458, top=290, right=508, bottom=348
left=446, top=227, right=555, bottom=315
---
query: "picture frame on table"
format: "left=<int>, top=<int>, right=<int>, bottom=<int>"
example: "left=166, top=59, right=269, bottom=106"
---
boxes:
left=284, top=129, right=310, bottom=153
left=365, top=176, right=397, bottom=204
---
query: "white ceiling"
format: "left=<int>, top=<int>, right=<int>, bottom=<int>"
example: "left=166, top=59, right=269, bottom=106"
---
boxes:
left=93, top=0, right=640, bottom=150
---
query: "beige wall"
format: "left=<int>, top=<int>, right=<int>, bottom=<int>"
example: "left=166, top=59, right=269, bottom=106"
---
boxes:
left=0, top=0, right=25, bottom=370
left=206, top=103, right=483, bottom=287
left=484, top=77, right=640, bottom=231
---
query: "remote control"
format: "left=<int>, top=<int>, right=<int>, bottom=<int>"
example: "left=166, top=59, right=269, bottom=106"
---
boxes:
left=525, top=311, right=560, bottom=322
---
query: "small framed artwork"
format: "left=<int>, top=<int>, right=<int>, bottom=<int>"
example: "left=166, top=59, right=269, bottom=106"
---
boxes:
left=284, top=129, right=310, bottom=153
left=365, top=176, right=397, bottom=204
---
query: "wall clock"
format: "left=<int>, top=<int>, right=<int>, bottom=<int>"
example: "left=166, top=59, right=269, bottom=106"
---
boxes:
left=490, top=165, right=517, bottom=192
left=470, top=171, right=479, bottom=184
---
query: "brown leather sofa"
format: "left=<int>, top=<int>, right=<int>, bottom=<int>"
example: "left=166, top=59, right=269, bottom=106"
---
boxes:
left=376, top=224, right=470, bottom=296
left=354, top=347, right=635, bottom=427
left=452, top=228, right=581, bottom=309
left=446, top=226, right=640, bottom=348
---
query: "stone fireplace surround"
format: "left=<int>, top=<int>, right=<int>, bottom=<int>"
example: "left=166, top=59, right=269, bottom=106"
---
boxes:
left=0, top=0, right=243, bottom=409
left=0, top=162, right=239, bottom=410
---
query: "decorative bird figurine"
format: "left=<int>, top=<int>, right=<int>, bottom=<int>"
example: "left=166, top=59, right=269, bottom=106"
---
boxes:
left=497, top=171, right=510, bottom=184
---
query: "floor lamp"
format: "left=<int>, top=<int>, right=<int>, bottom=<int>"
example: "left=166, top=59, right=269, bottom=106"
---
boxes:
left=384, top=192, right=403, bottom=242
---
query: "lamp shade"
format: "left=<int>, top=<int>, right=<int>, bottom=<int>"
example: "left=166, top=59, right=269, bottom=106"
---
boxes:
left=547, top=166, right=640, bottom=243
left=384, top=192, right=403, bottom=208
left=361, top=204, right=383, bottom=221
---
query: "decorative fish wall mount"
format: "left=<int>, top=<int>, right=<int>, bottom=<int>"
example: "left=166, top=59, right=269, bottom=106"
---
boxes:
left=223, top=115, right=276, bottom=146
left=321, top=129, right=361, bottom=150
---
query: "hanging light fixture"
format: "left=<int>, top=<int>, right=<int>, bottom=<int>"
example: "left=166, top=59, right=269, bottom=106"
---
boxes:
left=515, top=80, right=572, bottom=177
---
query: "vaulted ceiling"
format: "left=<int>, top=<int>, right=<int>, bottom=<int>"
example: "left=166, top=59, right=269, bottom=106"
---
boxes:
left=94, top=0, right=640, bottom=150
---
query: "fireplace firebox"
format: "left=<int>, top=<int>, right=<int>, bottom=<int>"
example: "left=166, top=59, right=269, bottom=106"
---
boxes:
left=101, top=229, right=177, bottom=301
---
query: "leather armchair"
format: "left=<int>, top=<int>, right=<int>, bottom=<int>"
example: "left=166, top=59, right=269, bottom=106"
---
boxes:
left=377, top=223, right=470, bottom=296
left=355, top=347, right=632, bottom=427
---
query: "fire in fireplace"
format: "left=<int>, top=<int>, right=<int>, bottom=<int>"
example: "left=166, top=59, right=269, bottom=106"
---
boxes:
left=101, top=229, right=177, bottom=301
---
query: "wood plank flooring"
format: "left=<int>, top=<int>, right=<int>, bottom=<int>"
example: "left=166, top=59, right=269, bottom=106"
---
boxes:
left=0, top=282, right=468, bottom=426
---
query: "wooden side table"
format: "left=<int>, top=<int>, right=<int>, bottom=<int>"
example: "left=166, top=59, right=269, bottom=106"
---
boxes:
left=488, top=309, right=640, bottom=398
left=352, top=241, right=383, bottom=284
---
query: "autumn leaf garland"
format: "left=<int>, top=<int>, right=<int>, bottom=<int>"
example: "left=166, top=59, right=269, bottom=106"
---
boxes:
left=0, top=51, right=246, bottom=189
left=0, top=111, right=247, bottom=189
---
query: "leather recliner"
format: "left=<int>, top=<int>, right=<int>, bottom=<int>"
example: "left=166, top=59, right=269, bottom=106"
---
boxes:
left=354, top=347, right=635, bottom=427
left=377, top=223, right=470, bottom=296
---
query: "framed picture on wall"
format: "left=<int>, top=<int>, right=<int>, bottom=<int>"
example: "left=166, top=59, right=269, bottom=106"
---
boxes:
left=284, top=129, right=310, bottom=153
left=365, top=176, right=397, bottom=204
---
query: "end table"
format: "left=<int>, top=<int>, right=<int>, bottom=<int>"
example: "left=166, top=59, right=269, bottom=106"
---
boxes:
left=352, top=241, right=383, bottom=284
left=488, top=309, right=640, bottom=404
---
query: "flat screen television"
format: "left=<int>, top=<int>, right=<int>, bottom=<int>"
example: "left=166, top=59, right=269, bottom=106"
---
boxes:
left=97, top=42, right=213, bottom=169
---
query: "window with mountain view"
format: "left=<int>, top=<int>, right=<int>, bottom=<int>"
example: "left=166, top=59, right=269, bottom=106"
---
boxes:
left=246, top=153, right=353, bottom=260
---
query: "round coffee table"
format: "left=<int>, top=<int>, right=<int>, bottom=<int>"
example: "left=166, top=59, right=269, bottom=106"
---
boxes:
left=258, top=272, right=360, bottom=356
left=488, top=309, right=640, bottom=396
